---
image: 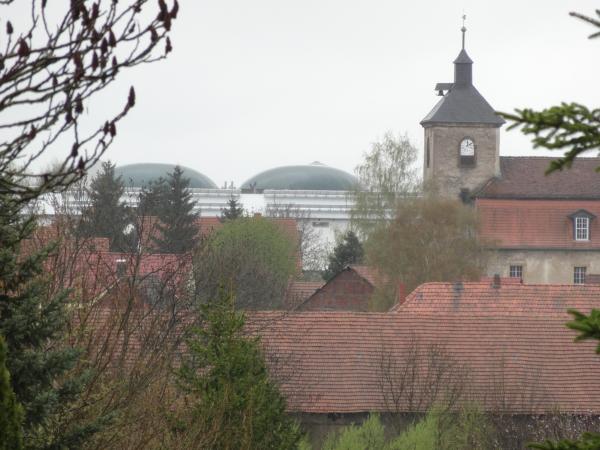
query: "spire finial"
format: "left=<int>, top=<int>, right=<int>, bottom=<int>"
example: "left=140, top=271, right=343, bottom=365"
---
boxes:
left=461, top=14, right=467, bottom=50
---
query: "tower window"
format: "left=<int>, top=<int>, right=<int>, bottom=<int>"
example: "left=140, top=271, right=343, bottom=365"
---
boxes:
left=459, top=137, right=475, bottom=167
left=426, top=138, right=430, bottom=168
left=574, top=266, right=587, bottom=285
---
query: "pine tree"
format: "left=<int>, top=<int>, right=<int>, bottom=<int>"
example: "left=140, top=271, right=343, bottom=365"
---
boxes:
left=138, top=177, right=168, bottom=217
left=154, top=166, right=198, bottom=253
left=220, top=197, right=245, bottom=221
left=323, top=230, right=364, bottom=281
left=80, top=161, right=131, bottom=251
left=0, top=335, right=23, bottom=450
left=0, top=191, right=101, bottom=449
left=176, top=289, right=302, bottom=449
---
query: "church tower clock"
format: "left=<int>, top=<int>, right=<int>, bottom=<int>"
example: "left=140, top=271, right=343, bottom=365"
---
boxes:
left=421, top=20, right=504, bottom=200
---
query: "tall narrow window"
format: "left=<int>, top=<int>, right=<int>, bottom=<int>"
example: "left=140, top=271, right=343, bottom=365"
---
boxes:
left=574, top=266, right=587, bottom=285
left=575, top=216, right=590, bottom=241
left=509, top=265, right=523, bottom=279
left=459, top=137, right=475, bottom=166
left=426, top=138, right=430, bottom=168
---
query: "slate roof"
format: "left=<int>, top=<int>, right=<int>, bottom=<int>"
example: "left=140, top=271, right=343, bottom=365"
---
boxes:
left=477, top=157, right=600, bottom=199
left=421, top=84, right=504, bottom=126
left=421, top=49, right=504, bottom=127
left=251, top=282, right=600, bottom=414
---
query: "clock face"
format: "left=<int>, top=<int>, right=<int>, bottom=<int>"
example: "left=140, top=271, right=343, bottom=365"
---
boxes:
left=460, top=138, right=475, bottom=156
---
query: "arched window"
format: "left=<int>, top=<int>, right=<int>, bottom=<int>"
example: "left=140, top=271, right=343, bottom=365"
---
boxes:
left=459, top=137, right=475, bottom=166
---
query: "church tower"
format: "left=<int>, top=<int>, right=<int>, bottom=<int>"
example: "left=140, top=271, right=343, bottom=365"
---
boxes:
left=421, top=21, right=504, bottom=200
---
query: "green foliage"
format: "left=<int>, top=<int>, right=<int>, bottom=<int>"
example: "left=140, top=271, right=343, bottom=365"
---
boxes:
left=501, top=103, right=600, bottom=174
left=320, top=407, right=492, bottom=450
left=503, top=9, right=600, bottom=449
left=351, top=132, right=419, bottom=236
left=220, top=197, right=245, bottom=221
left=566, top=309, right=600, bottom=353
left=323, top=231, right=364, bottom=281
left=80, top=160, right=131, bottom=251
left=366, top=194, right=486, bottom=310
left=530, top=433, right=600, bottom=450
left=391, top=412, right=439, bottom=450
left=0, top=335, right=24, bottom=450
left=500, top=10, right=600, bottom=174
left=194, top=216, right=297, bottom=309
left=138, top=177, right=169, bottom=216
left=153, top=166, right=199, bottom=254
left=0, top=192, right=102, bottom=449
left=322, top=414, right=387, bottom=450
left=176, top=289, right=302, bottom=449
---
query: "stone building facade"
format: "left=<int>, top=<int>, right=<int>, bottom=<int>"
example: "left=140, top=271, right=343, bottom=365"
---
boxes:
left=422, top=41, right=600, bottom=285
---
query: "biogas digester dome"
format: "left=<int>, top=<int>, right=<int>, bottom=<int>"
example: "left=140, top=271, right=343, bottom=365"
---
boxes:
left=241, top=162, right=358, bottom=192
left=114, top=163, right=217, bottom=189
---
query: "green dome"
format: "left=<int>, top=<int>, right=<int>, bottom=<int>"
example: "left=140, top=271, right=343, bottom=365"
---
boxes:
left=241, top=162, right=358, bottom=191
left=114, top=163, right=217, bottom=189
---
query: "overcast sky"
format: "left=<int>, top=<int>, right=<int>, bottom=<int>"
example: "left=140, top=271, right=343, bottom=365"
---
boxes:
left=37, top=1, right=600, bottom=187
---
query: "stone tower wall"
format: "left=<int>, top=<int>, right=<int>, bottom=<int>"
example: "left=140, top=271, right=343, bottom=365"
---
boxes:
left=424, top=124, right=500, bottom=198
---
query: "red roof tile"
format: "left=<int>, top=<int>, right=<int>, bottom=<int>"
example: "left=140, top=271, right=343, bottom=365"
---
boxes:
left=250, top=282, right=600, bottom=414
left=285, top=280, right=325, bottom=309
left=477, top=198, right=600, bottom=249
left=251, top=296, right=600, bottom=414
left=348, top=265, right=383, bottom=286
left=478, top=156, right=600, bottom=199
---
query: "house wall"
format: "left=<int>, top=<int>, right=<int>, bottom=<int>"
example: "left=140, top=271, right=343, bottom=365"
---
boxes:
left=299, top=270, right=373, bottom=311
left=487, top=249, right=600, bottom=284
left=424, top=124, right=500, bottom=199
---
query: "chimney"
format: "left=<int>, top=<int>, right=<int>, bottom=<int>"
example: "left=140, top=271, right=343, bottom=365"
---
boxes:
left=396, top=282, right=406, bottom=305
left=492, top=274, right=501, bottom=289
left=116, top=258, right=127, bottom=278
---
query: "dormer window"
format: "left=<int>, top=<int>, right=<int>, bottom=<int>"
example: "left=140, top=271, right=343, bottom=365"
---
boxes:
left=569, top=210, right=595, bottom=242
left=576, top=217, right=589, bottom=241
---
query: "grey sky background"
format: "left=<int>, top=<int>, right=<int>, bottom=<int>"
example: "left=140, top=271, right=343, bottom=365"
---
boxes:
left=37, top=1, right=600, bottom=187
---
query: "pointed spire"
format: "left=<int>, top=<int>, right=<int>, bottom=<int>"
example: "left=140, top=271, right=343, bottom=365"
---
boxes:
left=454, top=15, right=472, bottom=86
left=461, top=14, right=467, bottom=50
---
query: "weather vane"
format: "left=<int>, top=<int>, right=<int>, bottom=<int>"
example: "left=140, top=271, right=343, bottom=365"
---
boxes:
left=461, top=14, right=467, bottom=50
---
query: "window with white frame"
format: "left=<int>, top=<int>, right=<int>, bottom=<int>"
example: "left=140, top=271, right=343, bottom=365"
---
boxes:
left=574, top=266, right=587, bottom=285
left=509, top=265, right=523, bottom=279
left=575, top=216, right=590, bottom=241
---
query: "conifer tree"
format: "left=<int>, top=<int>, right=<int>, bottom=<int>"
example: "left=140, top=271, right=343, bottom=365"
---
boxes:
left=323, top=230, right=364, bottom=281
left=220, top=197, right=245, bottom=221
left=138, top=178, right=168, bottom=217
left=0, top=335, right=23, bottom=450
left=176, top=289, right=302, bottom=449
left=80, top=161, right=131, bottom=251
left=154, top=166, right=198, bottom=253
left=0, top=191, right=101, bottom=449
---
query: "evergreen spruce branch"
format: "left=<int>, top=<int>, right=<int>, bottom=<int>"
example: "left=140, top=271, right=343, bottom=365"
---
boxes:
left=569, top=10, right=600, bottom=39
left=500, top=103, right=600, bottom=174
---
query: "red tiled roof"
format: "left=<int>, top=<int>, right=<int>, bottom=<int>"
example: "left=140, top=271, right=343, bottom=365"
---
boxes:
left=348, top=265, right=383, bottom=286
left=285, top=280, right=325, bottom=310
left=477, top=156, right=600, bottom=199
left=85, top=281, right=600, bottom=415
left=477, top=198, right=600, bottom=249
left=251, top=283, right=600, bottom=414
left=390, top=281, right=600, bottom=315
